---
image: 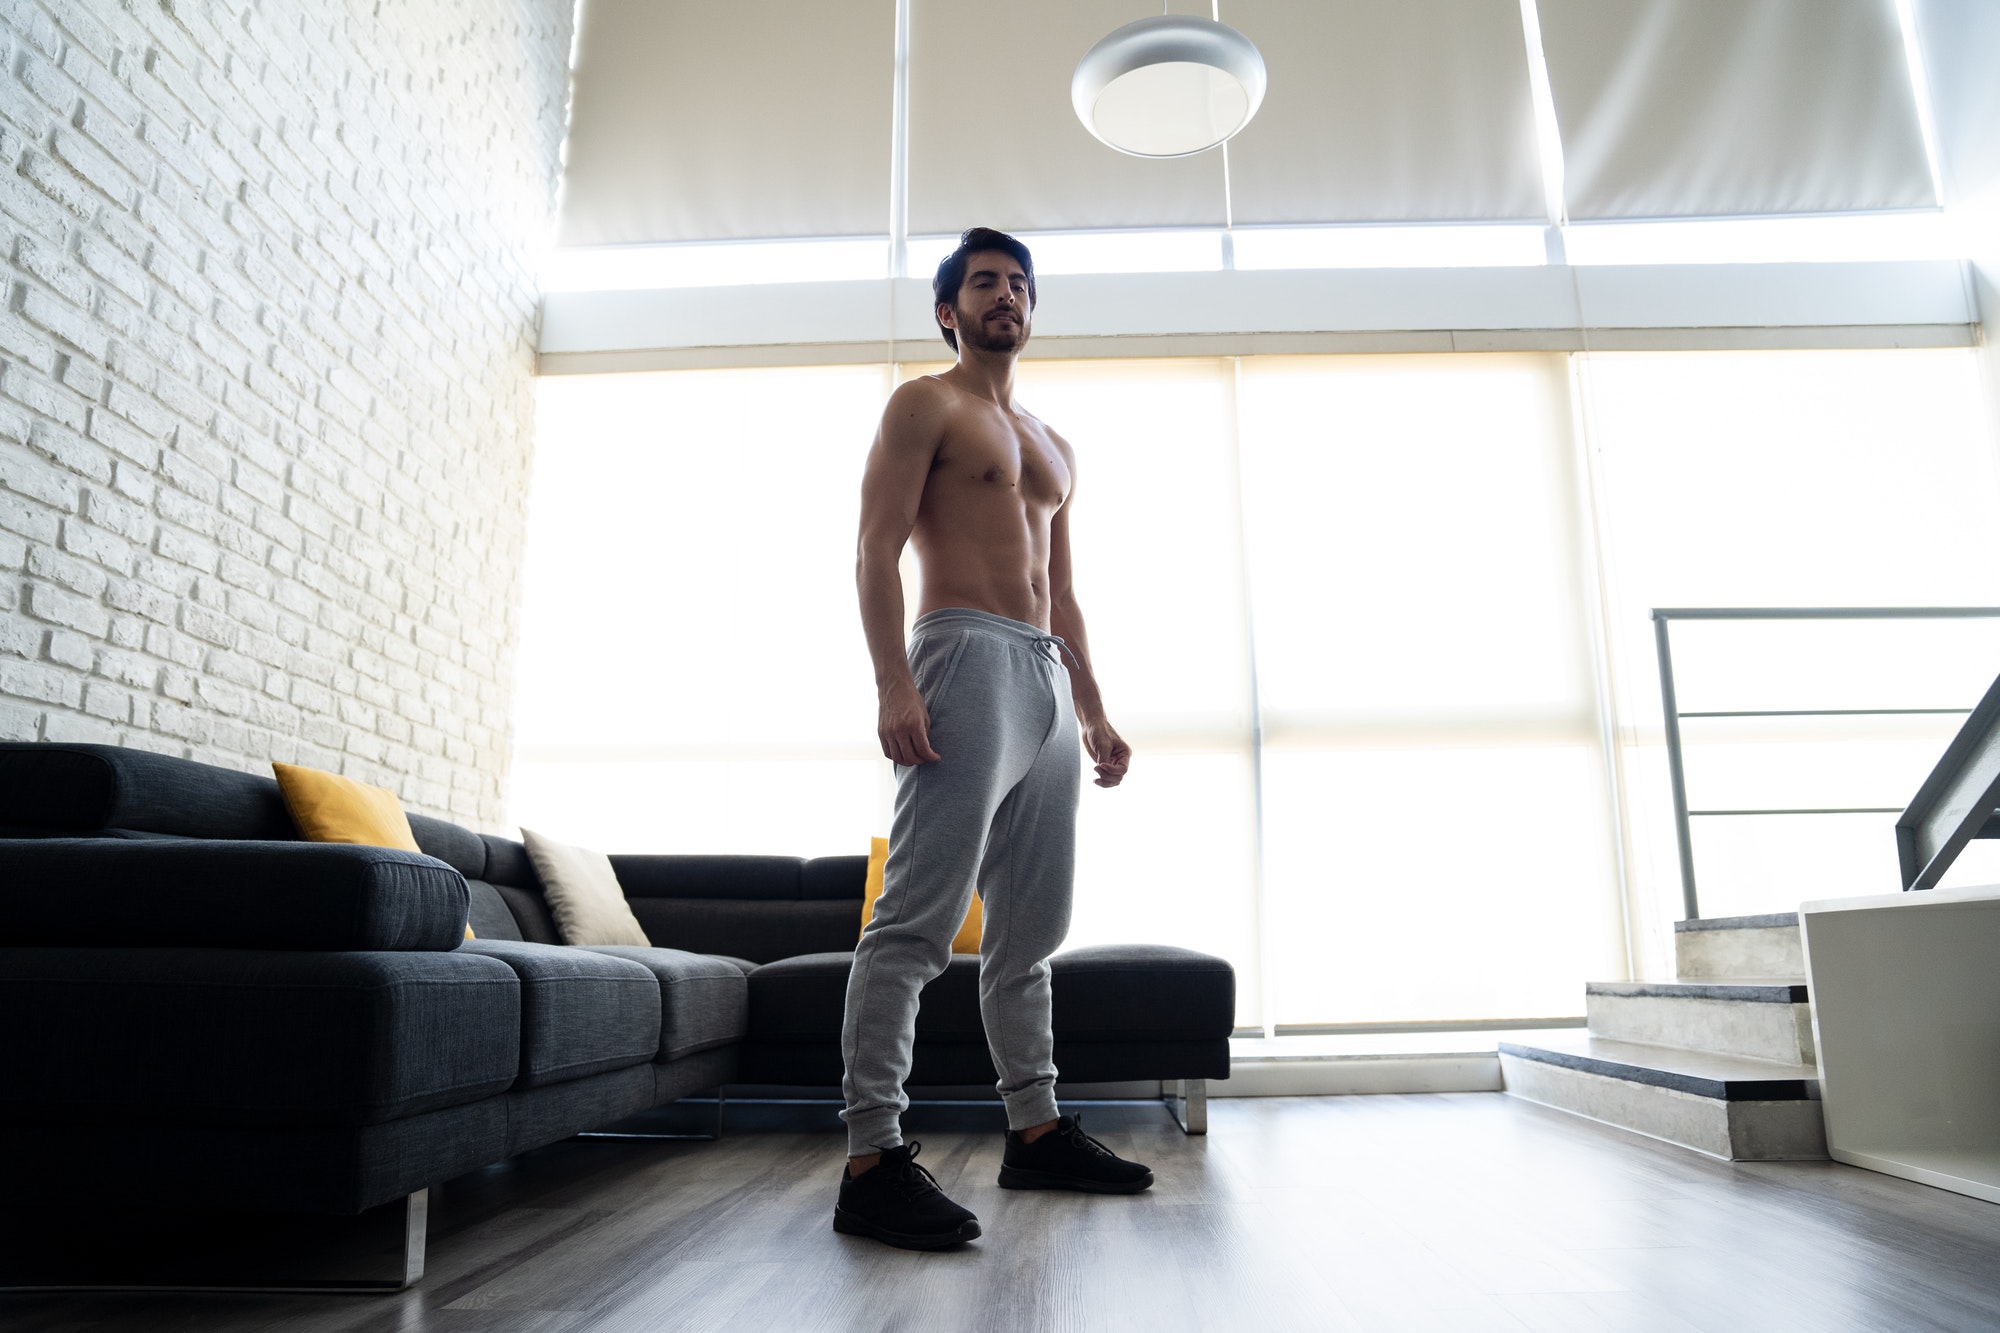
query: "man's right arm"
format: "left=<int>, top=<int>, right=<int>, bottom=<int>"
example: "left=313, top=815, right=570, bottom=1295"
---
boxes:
left=858, top=379, right=947, bottom=766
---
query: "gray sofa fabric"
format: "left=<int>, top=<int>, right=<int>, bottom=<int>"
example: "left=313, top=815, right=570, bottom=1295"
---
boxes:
left=0, top=839, right=472, bottom=952
left=502, top=1064, right=659, bottom=1157
left=751, top=952, right=988, bottom=1043
left=14, top=1099, right=514, bottom=1215
left=408, top=812, right=489, bottom=878
left=0, top=740, right=1237, bottom=1223
left=613, top=853, right=877, bottom=961
left=0, top=946, right=521, bottom=1126
left=609, top=853, right=804, bottom=898
left=627, top=897, right=867, bottom=964
left=458, top=940, right=661, bottom=1088
left=653, top=1045, right=738, bottom=1105
left=466, top=878, right=529, bottom=941
left=747, top=947, right=1236, bottom=1044
left=1034, top=943, right=1238, bottom=1043
left=576, top=945, right=749, bottom=1060
left=736, top=1038, right=1230, bottom=1087
left=0, top=742, right=297, bottom=839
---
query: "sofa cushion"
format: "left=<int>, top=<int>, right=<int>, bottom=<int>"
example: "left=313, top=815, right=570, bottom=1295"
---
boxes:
left=748, top=945, right=1236, bottom=1044
left=801, top=853, right=868, bottom=901
left=736, top=1037, right=1230, bottom=1087
left=609, top=854, right=805, bottom=899
left=410, top=814, right=488, bottom=878
left=494, top=882, right=561, bottom=944
left=0, top=947, right=521, bottom=1127
left=466, top=880, right=526, bottom=941
left=1, top=839, right=472, bottom=952
left=751, top=952, right=984, bottom=1043
left=628, top=900, right=865, bottom=963
left=1043, top=944, right=1237, bottom=1042
left=480, top=835, right=562, bottom=942
left=574, top=946, right=749, bottom=1060
left=481, top=833, right=542, bottom=889
left=0, top=743, right=294, bottom=839
left=458, top=940, right=660, bottom=1088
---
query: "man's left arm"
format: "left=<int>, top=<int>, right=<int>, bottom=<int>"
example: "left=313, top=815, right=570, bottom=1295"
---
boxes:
left=1048, top=479, right=1131, bottom=788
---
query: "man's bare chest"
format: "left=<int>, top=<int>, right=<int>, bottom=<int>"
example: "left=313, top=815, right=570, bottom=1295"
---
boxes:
left=932, top=418, right=1070, bottom=507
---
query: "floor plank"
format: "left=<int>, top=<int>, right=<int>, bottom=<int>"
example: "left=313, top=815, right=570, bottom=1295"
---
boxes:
left=6, top=1093, right=2000, bottom=1332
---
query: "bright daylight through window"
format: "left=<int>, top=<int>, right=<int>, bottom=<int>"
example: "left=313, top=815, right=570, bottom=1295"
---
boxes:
left=513, top=347, right=2000, bottom=1029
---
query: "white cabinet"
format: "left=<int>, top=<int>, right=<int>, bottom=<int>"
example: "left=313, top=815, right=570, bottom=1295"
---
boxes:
left=1800, top=884, right=2000, bottom=1203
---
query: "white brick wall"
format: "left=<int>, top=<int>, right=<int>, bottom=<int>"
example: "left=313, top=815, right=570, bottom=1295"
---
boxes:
left=0, top=0, right=573, bottom=825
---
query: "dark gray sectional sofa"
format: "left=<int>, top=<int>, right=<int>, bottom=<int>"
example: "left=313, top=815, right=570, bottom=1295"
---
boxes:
left=0, top=742, right=1232, bottom=1283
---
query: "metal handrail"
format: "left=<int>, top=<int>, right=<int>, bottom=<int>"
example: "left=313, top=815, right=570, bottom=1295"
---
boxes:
left=1653, top=607, right=2000, bottom=921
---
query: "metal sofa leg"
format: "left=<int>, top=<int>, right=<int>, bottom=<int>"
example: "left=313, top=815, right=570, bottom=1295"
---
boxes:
left=0, top=1189, right=428, bottom=1294
left=1162, top=1078, right=1208, bottom=1135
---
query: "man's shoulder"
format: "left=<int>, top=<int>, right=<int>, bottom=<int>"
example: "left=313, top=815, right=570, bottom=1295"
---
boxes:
left=887, top=374, right=957, bottom=411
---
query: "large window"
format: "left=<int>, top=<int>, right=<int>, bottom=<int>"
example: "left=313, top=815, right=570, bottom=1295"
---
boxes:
left=511, top=365, right=891, bottom=855
left=513, top=348, right=2000, bottom=1026
left=1579, top=349, right=2000, bottom=972
left=1238, top=355, right=1620, bottom=1025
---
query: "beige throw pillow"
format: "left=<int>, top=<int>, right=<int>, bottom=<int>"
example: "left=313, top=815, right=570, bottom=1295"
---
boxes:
left=520, top=828, right=651, bottom=947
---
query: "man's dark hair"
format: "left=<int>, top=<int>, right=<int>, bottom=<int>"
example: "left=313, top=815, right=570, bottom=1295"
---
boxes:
left=933, top=226, right=1036, bottom=351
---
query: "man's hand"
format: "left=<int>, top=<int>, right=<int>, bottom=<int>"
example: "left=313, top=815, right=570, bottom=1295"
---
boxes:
left=1082, top=719, right=1131, bottom=788
left=878, top=680, right=942, bottom=767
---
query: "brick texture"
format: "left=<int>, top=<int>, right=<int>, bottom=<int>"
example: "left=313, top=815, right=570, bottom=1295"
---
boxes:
left=0, top=0, right=573, bottom=824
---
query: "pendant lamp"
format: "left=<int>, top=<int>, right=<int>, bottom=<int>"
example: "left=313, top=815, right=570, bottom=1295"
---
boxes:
left=1071, top=14, right=1267, bottom=158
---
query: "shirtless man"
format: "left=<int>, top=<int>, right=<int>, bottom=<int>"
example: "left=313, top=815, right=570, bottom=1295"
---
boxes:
left=834, top=228, right=1152, bottom=1250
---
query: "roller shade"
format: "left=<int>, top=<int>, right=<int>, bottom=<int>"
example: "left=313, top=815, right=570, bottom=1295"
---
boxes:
left=1910, top=0, right=2000, bottom=207
left=907, top=0, right=1226, bottom=236
left=1226, top=0, right=1545, bottom=225
left=1538, top=0, right=1935, bottom=220
left=557, top=0, right=893, bottom=245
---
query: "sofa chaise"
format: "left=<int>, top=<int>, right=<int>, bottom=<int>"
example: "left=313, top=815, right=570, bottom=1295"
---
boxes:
left=0, top=742, right=1233, bottom=1288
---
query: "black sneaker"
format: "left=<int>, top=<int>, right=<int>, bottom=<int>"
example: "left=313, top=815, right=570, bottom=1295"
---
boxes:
left=833, top=1142, right=982, bottom=1250
left=998, top=1113, right=1155, bottom=1194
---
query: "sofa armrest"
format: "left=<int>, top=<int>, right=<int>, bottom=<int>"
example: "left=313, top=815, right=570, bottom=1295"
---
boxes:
left=0, top=839, right=470, bottom=951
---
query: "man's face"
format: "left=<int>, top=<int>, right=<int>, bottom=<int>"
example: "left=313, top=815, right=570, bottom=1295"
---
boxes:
left=942, top=250, right=1031, bottom=353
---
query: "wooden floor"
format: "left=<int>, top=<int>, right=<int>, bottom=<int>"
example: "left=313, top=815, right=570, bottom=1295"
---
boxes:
left=9, top=1092, right=2000, bottom=1332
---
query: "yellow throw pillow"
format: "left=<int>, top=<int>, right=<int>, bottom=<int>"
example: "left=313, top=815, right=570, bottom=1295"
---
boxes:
left=273, top=762, right=422, bottom=851
left=860, top=835, right=981, bottom=954
left=272, top=762, right=474, bottom=939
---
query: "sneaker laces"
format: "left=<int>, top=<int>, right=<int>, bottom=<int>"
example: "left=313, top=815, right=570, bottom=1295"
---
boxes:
left=881, top=1142, right=944, bottom=1199
left=1056, top=1113, right=1117, bottom=1159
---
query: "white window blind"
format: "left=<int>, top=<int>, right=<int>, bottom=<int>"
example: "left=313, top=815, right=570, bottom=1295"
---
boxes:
left=1580, top=348, right=2000, bottom=960
left=1226, top=0, right=1547, bottom=225
left=1910, top=0, right=2000, bottom=208
left=1235, top=354, right=1622, bottom=1025
left=993, top=358, right=1263, bottom=1026
left=906, top=0, right=1227, bottom=236
left=1538, top=0, right=1935, bottom=219
left=510, top=365, right=890, bottom=851
left=511, top=349, right=2000, bottom=1028
left=557, top=0, right=893, bottom=245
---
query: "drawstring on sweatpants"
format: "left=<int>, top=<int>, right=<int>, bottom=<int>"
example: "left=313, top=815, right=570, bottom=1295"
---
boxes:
left=1030, top=633, right=1081, bottom=671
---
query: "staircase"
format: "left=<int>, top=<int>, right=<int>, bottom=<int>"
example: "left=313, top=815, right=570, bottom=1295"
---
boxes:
left=1498, top=913, right=1828, bottom=1161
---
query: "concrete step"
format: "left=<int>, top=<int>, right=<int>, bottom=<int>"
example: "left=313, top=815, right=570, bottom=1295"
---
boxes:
left=1675, top=912, right=1804, bottom=982
left=1585, top=980, right=1814, bottom=1065
left=1499, top=1033, right=1826, bottom=1162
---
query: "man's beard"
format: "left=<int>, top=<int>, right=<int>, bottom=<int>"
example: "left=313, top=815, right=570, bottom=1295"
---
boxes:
left=956, top=307, right=1027, bottom=352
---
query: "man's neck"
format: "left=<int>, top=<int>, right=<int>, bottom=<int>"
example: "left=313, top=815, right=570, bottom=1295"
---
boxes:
left=945, top=344, right=1018, bottom=408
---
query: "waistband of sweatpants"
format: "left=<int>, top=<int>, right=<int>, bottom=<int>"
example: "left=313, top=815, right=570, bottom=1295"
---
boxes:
left=911, top=607, right=1079, bottom=667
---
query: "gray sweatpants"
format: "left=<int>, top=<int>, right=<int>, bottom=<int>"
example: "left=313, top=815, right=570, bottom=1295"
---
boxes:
left=840, top=607, right=1081, bottom=1155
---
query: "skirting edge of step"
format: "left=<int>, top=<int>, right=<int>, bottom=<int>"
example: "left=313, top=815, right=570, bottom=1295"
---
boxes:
left=1497, top=1042, right=1816, bottom=1102
left=1499, top=1053, right=1828, bottom=1162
